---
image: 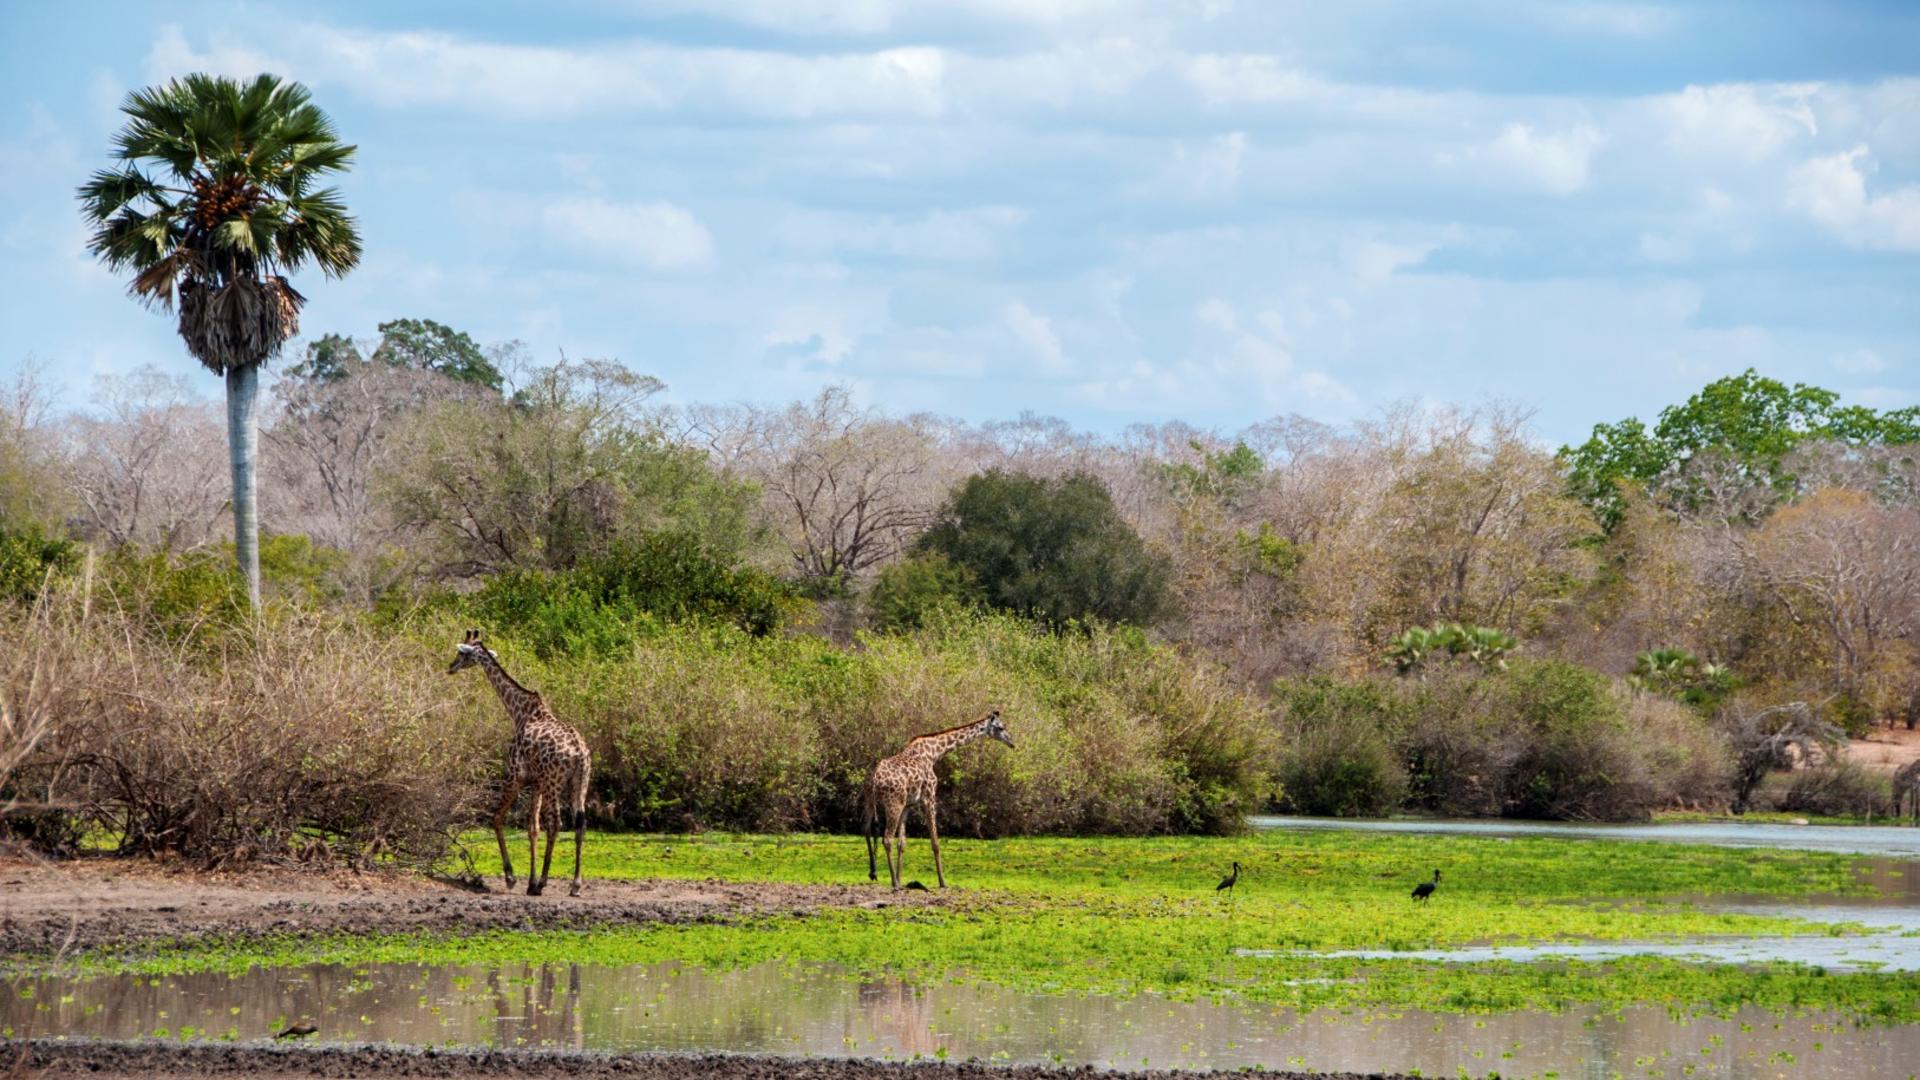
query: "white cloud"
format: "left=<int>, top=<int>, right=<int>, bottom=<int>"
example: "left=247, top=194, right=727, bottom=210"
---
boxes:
left=778, top=206, right=1025, bottom=261
left=1526, top=2, right=1676, bottom=38
left=1004, top=301, right=1070, bottom=375
left=151, top=25, right=952, bottom=120
left=1173, top=131, right=1247, bottom=198
left=1788, top=145, right=1920, bottom=252
left=1830, top=348, right=1888, bottom=375
left=1479, top=123, right=1604, bottom=196
left=541, top=198, right=715, bottom=270
left=1345, top=239, right=1435, bottom=285
left=629, top=0, right=1148, bottom=37
left=1658, top=83, right=1818, bottom=162
left=145, top=24, right=290, bottom=83
left=1103, top=296, right=1356, bottom=412
left=1637, top=232, right=1692, bottom=263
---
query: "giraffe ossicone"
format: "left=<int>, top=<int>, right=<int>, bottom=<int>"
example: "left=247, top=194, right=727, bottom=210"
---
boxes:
left=863, top=710, right=1014, bottom=890
left=449, top=629, right=593, bottom=897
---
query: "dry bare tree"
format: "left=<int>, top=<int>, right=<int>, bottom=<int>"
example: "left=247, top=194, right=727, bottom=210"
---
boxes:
left=65, top=368, right=229, bottom=551
left=1741, top=487, right=1920, bottom=717
left=690, top=387, right=958, bottom=586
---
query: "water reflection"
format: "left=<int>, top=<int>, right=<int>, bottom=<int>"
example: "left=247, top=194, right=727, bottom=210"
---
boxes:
left=1251, top=815, right=1920, bottom=858
left=7, top=960, right=1917, bottom=1079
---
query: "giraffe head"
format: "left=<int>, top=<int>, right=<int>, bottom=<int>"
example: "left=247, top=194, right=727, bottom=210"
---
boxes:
left=980, top=709, right=1014, bottom=748
left=447, top=628, right=494, bottom=674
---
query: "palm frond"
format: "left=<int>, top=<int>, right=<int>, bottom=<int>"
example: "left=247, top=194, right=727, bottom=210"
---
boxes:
left=82, top=72, right=360, bottom=351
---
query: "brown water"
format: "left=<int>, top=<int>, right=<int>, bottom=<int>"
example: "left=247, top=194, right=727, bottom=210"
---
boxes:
left=7, top=960, right=1917, bottom=1079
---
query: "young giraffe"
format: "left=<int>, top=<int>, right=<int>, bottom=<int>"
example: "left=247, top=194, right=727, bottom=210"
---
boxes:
left=863, top=710, right=1014, bottom=890
left=448, top=630, right=592, bottom=896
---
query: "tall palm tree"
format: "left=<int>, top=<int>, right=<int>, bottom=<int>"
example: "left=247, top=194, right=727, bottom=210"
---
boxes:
left=78, top=73, right=361, bottom=605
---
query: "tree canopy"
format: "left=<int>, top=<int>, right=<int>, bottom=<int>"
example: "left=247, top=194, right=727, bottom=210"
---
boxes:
left=1562, top=370, right=1920, bottom=530
left=289, top=318, right=503, bottom=391
left=917, top=470, right=1170, bottom=629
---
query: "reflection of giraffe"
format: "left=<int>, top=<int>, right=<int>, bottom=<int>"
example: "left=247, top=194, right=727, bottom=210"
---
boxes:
left=858, top=978, right=941, bottom=1059
left=862, top=711, right=1014, bottom=889
left=485, top=963, right=583, bottom=1049
left=448, top=630, right=593, bottom=896
left=1895, top=761, right=1920, bottom=825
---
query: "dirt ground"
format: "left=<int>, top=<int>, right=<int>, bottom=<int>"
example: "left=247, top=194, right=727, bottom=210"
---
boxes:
left=1, top=1041, right=1410, bottom=1080
left=0, top=856, right=945, bottom=958
left=1843, top=725, right=1920, bottom=778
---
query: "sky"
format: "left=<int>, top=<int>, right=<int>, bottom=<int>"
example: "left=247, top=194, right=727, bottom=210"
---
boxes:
left=1, top=1, right=1917, bottom=446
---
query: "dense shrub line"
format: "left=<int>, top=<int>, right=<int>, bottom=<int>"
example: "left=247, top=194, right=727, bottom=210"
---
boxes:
left=0, top=559, right=1275, bottom=861
left=1272, top=663, right=1737, bottom=822
left=1, top=540, right=1893, bottom=867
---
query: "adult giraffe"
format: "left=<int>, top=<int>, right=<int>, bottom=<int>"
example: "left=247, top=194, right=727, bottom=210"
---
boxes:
left=448, top=630, right=592, bottom=896
left=863, top=710, right=1015, bottom=890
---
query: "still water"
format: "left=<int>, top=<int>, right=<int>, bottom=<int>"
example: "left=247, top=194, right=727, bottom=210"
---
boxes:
left=1250, top=815, right=1920, bottom=858
left=7, top=959, right=1917, bottom=1079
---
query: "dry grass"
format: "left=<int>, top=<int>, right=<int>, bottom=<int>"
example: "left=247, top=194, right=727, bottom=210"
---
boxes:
left=1, top=595, right=492, bottom=867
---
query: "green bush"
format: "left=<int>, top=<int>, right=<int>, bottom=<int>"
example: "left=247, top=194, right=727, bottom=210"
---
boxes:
left=1275, top=662, right=1731, bottom=822
left=0, top=526, right=78, bottom=604
left=461, top=532, right=799, bottom=658
left=867, top=553, right=979, bottom=633
left=918, top=470, right=1171, bottom=629
left=484, top=608, right=1271, bottom=836
left=1272, top=679, right=1407, bottom=817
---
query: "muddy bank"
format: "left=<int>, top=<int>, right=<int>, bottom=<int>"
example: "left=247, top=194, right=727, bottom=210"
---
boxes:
left=0, top=859, right=940, bottom=958
left=2, top=1042, right=1412, bottom=1080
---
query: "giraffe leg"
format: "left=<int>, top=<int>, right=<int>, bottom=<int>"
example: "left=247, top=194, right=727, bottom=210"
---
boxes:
left=539, top=795, right=560, bottom=892
left=569, top=808, right=586, bottom=898
left=492, top=778, right=523, bottom=891
left=526, top=790, right=544, bottom=897
left=887, top=799, right=908, bottom=890
left=927, top=798, right=946, bottom=889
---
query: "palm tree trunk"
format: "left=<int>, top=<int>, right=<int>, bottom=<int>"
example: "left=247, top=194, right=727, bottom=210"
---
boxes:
left=226, top=363, right=261, bottom=607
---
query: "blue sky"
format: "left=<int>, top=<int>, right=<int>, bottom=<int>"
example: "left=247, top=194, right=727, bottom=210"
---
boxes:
left=2, top=1, right=1916, bottom=445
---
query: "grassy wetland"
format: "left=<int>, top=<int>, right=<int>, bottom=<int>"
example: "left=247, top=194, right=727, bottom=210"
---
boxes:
left=23, top=829, right=1919, bottom=1025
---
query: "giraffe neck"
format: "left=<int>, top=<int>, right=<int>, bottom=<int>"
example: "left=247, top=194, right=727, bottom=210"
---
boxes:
left=914, top=718, right=991, bottom=761
left=475, top=651, right=538, bottom=732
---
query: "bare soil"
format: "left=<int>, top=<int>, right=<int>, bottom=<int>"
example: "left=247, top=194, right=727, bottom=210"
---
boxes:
left=1, top=1041, right=1409, bottom=1080
left=1843, top=725, right=1920, bottom=778
left=0, top=857, right=941, bottom=959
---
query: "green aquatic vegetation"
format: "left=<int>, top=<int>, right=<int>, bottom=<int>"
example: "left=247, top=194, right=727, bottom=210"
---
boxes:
left=485, top=828, right=1878, bottom=903
left=22, top=830, right=1918, bottom=1021
left=51, top=921, right=1920, bottom=1021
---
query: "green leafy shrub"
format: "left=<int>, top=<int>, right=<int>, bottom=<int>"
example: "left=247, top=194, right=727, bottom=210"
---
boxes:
left=0, top=527, right=78, bottom=604
left=1272, top=679, right=1407, bottom=817
left=462, top=532, right=799, bottom=658
left=918, top=470, right=1171, bottom=629
left=867, top=553, right=979, bottom=633
left=486, top=608, right=1271, bottom=836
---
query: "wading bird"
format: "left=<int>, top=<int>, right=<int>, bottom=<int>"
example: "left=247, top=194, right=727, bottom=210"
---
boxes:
left=1216, top=861, right=1242, bottom=895
left=1411, top=869, right=1441, bottom=902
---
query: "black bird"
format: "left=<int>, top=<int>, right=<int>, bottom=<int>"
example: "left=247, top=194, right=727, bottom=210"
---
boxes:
left=903, top=880, right=930, bottom=891
left=274, top=1023, right=319, bottom=1039
left=1411, top=869, right=1441, bottom=902
left=1216, top=861, right=1242, bottom=895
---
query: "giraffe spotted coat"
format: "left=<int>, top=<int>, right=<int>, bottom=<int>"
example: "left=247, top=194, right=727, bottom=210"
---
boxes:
left=449, top=629, right=593, bottom=896
left=863, top=710, right=1014, bottom=890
